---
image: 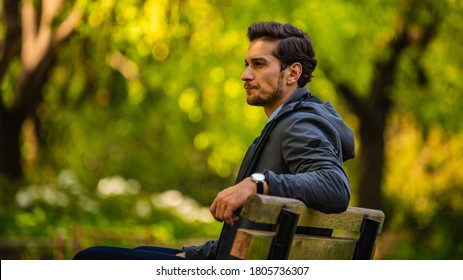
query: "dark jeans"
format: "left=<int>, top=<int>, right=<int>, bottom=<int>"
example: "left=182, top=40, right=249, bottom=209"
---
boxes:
left=73, top=245, right=185, bottom=260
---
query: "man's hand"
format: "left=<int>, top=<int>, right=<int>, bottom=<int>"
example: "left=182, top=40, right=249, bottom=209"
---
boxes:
left=176, top=252, right=186, bottom=258
left=209, top=177, right=258, bottom=226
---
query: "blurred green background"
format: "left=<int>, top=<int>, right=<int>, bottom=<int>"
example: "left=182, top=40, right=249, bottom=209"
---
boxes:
left=1, top=0, right=462, bottom=259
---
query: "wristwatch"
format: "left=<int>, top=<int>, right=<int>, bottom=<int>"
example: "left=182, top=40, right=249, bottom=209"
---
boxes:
left=250, top=172, right=265, bottom=194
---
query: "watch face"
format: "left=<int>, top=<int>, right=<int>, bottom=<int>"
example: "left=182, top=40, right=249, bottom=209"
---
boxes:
left=251, top=173, right=265, bottom=182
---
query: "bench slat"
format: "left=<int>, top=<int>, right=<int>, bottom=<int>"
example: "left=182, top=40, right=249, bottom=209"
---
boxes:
left=231, top=229, right=357, bottom=260
left=240, top=194, right=385, bottom=233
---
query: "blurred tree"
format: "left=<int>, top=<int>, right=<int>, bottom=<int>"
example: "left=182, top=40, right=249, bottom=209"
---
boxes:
left=0, top=0, right=82, bottom=180
left=317, top=0, right=456, bottom=209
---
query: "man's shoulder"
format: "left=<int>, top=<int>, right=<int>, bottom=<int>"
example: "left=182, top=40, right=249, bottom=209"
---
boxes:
left=276, top=101, right=326, bottom=123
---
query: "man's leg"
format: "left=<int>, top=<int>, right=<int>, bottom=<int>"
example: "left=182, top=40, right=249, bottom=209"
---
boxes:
left=73, top=246, right=185, bottom=260
left=134, top=246, right=183, bottom=255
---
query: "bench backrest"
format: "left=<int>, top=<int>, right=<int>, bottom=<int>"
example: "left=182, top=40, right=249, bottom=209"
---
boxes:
left=230, top=194, right=385, bottom=260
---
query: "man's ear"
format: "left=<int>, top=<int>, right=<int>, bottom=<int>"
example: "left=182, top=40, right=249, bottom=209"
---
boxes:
left=286, top=62, right=302, bottom=85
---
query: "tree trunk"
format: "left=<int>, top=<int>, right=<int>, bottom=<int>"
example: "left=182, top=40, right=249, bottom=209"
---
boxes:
left=0, top=0, right=83, bottom=181
left=322, top=0, right=444, bottom=211
left=0, top=111, right=23, bottom=179
left=357, top=115, right=386, bottom=210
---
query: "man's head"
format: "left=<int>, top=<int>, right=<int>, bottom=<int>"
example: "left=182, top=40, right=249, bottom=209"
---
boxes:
left=241, top=21, right=317, bottom=117
left=247, top=21, right=317, bottom=87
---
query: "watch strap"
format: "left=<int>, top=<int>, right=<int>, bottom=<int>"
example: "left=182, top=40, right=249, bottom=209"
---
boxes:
left=256, top=181, right=263, bottom=194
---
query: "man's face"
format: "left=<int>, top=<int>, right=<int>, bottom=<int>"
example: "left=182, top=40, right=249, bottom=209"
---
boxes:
left=241, top=40, right=286, bottom=109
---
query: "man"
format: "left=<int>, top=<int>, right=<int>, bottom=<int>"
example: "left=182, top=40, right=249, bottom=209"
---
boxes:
left=73, top=21, right=354, bottom=260
left=182, top=21, right=354, bottom=259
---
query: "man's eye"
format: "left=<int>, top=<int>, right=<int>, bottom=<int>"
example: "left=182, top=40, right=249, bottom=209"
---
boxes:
left=254, top=61, right=265, bottom=68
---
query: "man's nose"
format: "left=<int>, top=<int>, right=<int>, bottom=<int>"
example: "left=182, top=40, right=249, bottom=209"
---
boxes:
left=241, top=67, right=253, bottom=81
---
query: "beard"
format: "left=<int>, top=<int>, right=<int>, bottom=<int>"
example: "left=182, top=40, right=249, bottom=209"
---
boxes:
left=246, top=70, right=285, bottom=107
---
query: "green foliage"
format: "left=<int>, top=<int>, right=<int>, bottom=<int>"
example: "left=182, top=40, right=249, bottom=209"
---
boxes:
left=383, top=116, right=463, bottom=259
left=0, top=170, right=221, bottom=259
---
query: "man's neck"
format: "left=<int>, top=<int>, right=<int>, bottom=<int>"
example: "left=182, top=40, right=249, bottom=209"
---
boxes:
left=267, top=104, right=283, bottom=123
left=264, top=86, right=299, bottom=118
left=264, top=103, right=283, bottom=118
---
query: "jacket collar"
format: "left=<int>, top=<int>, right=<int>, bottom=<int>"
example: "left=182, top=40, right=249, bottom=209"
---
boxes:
left=284, top=87, right=312, bottom=106
left=273, top=87, right=317, bottom=119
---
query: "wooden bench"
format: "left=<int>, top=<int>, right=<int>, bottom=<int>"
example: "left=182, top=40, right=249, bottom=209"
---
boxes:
left=230, top=194, right=385, bottom=260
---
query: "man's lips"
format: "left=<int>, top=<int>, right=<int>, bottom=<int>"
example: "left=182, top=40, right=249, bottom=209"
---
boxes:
left=244, top=83, right=257, bottom=90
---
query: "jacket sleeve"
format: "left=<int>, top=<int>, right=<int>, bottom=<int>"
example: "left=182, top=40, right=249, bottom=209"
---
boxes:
left=182, top=240, right=218, bottom=260
left=266, top=114, right=351, bottom=213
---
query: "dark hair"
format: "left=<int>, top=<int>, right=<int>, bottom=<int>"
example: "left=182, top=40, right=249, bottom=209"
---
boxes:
left=247, top=21, right=317, bottom=87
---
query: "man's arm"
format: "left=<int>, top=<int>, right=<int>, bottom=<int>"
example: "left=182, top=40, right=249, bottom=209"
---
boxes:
left=210, top=110, right=352, bottom=223
left=182, top=240, right=218, bottom=260
left=266, top=114, right=351, bottom=213
left=209, top=177, right=269, bottom=226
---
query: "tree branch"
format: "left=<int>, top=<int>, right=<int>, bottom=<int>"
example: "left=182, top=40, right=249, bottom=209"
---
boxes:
left=15, top=0, right=84, bottom=114
left=21, top=0, right=83, bottom=70
left=320, top=62, right=368, bottom=120
left=21, top=0, right=49, bottom=71
left=411, top=1, right=446, bottom=86
left=53, top=3, right=84, bottom=46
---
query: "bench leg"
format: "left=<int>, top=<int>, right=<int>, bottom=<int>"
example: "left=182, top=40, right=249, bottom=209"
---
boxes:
left=353, top=217, right=381, bottom=260
left=267, top=208, right=300, bottom=260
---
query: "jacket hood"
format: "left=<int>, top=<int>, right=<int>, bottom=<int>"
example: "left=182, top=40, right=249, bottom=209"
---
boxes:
left=279, top=87, right=355, bottom=162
